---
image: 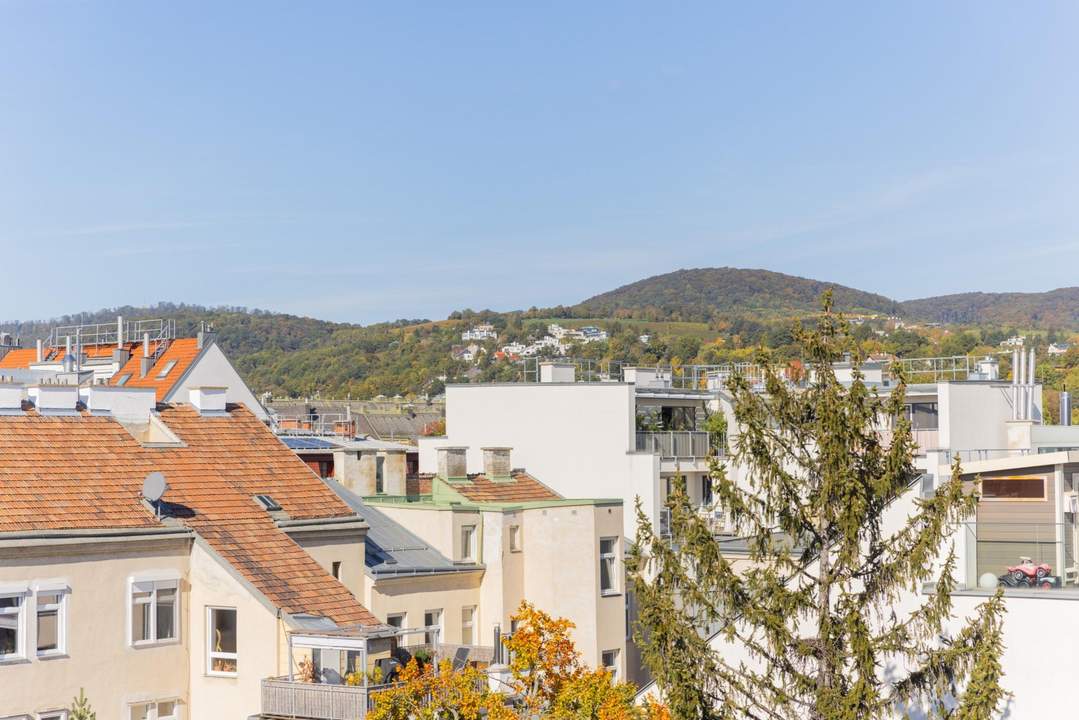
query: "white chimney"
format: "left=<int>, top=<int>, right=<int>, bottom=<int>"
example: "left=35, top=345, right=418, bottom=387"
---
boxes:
left=0, top=382, right=27, bottom=412
left=31, top=384, right=79, bottom=414
left=35, top=338, right=43, bottom=363
left=482, top=447, right=512, bottom=480
left=437, top=446, right=468, bottom=481
left=539, top=361, right=576, bottom=383
left=117, top=315, right=124, bottom=348
left=190, top=386, right=228, bottom=415
left=87, top=385, right=156, bottom=422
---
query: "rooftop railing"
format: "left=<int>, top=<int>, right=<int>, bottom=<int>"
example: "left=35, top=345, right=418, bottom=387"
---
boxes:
left=961, top=521, right=1076, bottom=592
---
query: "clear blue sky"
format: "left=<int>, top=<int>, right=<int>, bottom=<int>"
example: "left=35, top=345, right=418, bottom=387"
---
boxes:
left=3, top=2, right=1078, bottom=324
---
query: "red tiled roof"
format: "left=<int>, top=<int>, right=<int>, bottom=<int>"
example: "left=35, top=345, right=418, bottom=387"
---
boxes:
left=447, top=471, right=562, bottom=503
left=0, top=348, right=43, bottom=368
left=0, top=403, right=377, bottom=626
left=110, top=338, right=203, bottom=401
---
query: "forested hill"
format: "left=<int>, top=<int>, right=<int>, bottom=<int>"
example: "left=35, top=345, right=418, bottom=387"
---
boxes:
left=899, top=287, right=1079, bottom=326
left=570, top=268, right=900, bottom=322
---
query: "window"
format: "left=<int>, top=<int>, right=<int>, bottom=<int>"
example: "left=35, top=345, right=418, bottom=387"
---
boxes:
left=460, top=525, right=476, bottom=562
left=905, top=402, right=939, bottom=430
left=207, top=607, right=238, bottom=675
left=129, top=701, right=178, bottom=720
left=701, top=476, right=714, bottom=506
left=601, top=649, right=620, bottom=680
left=36, top=587, right=67, bottom=657
left=386, top=613, right=406, bottom=629
left=509, top=525, right=522, bottom=552
left=982, top=475, right=1047, bottom=501
left=424, top=609, right=442, bottom=645
left=38, top=712, right=68, bottom=720
left=375, top=456, right=385, bottom=494
left=156, top=360, right=177, bottom=378
left=599, top=537, right=619, bottom=595
left=254, top=494, right=282, bottom=512
left=0, top=590, right=27, bottom=661
left=331, top=561, right=342, bottom=580
left=461, top=607, right=476, bottom=646
left=130, top=579, right=178, bottom=645
left=115, top=373, right=132, bottom=387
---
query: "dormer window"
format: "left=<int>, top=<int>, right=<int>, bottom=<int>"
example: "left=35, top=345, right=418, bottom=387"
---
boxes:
left=115, top=373, right=132, bottom=387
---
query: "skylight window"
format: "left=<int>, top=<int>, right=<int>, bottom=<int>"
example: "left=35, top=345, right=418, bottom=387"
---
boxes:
left=254, top=494, right=282, bottom=512
left=156, top=360, right=177, bottom=378
left=115, top=373, right=132, bottom=387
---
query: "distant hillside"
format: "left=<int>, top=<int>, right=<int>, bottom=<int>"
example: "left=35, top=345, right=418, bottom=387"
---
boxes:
left=899, top=288, right=1079, bottom=327
left=570, top=267, right=900, bottom=322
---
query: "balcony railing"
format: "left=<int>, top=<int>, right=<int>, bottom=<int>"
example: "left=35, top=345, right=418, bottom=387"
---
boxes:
left=262, top=677, right=374, bottom=720
left=961, top=521, right=1076, bottom=592
left=636, top=431, right=713, bottom=458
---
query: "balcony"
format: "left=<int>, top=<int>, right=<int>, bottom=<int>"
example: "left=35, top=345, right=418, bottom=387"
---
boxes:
left=636, top=431, right=713, bottom=459
left=262, top=677, right=374, bottom=719
left=959, top=521, right=1079, bottom=593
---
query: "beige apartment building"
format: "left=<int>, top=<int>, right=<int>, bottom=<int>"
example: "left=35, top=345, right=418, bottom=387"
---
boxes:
left=350, top=446, right=628, bottom=679
left=0, top=381, right=383, bottom=720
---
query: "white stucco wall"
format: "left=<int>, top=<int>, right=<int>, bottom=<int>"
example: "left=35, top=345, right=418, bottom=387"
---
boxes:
left=187, top=540, right=284, bottom=720
left=167, top=344, right=269, bottom=421
left=422, top=384, right=659, bottom=539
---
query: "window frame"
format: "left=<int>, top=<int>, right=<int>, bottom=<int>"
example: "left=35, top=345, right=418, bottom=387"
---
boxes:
left=34, top=583, right=69, bottom=658
left=128, top=576, right=180, bottom=647
left=331, top=561, right=342, bottom=580
left=508, top=525, right=522, bottom=553
left=128, top=700, right=180, bottom=720
left=461, top=606, right=476, bottom=646
left=0, top=586, right=29, bottom=663
left=599, top=537, right=619, bottom=596
left=155, top=360, right=178, bottom=379
left=980, top=475, right=1048, bottom=502
left=424, top=609, right=442, bottom=645
left=38, top=712, right=69, bottom=720
left=386, top=612, right=406, bottom=629
left=460, top=525, right=477, bottom=562
left=206, top=606, right=238, bottom=677
left=601, top=649, right=620, bottom=681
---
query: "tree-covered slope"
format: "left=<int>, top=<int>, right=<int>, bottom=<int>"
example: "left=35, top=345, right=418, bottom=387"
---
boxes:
left=899, top=287, right=1079, bottom=326
left=571, top=267, right=900, bottom=322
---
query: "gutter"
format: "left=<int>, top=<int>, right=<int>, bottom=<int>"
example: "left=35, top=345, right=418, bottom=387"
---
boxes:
left=0, top=526, right=193, bottom=548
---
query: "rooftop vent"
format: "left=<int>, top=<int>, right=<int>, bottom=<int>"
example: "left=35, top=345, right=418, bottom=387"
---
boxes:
left=0, top=381, right=27, bottom=414
left=539, top=362, right=576, bottom=383
left=30, top=383, right=79, bottom=415
left=190, top=386, right=227, bottom=416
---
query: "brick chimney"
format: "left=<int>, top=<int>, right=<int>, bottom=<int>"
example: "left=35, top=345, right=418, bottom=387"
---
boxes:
left=437, top=447, right=468, bottom=482
left=482, top=447, right=512, bottom=481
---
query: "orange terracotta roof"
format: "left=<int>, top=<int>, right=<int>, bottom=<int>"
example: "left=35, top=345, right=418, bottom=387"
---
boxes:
left=0, top=403, right=377, bottom=626
left=448, top=471, right=562, bottom=503
left=110, top=338, right=203, bottom=401
left=0, top=348, right=45, bottom=368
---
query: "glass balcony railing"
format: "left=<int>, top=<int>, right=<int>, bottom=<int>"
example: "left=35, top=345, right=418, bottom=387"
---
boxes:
left=962, top=521, right=1077, bottom=592
left=636, top=431, right=715, bottom=458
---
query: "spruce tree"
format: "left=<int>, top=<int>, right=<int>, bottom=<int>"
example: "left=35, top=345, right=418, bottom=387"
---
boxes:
left=628, top=295, right=1006, bottom=720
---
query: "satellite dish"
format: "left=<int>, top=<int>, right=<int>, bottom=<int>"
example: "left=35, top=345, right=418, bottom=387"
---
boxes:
left=142, top=471, right=168, bottom=503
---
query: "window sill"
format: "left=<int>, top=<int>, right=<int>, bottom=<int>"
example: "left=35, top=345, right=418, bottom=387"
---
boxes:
left=600, top=591, right=622, bottom=598
left=36, top=651, right=69, bottom=661
left=131, top=638, right=181, bottom=650
left=206, top=671, right=239, bottom=679
left=0, top=655, right=30, bottom=666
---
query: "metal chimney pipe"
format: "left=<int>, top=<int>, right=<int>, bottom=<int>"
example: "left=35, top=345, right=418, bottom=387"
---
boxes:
left=117, top=315, right=124, bottom=348
left=143, top=332, right=150, bottom=358
left=1029, top=348, right=1036, bottom=421
left=1012, top=349, right=1019, bottom=420
left=1062, top=386, right=1072, bottom=427
left=1017, top=349, right=1026, bottom=419
left=35, top=338, right=43, bottom=363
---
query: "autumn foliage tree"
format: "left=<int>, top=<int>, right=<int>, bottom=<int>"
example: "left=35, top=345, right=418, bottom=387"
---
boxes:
left=369, top=601, right=666, bottom=720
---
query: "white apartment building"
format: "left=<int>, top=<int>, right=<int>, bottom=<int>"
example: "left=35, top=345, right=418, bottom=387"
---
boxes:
left=461, top=324, right=498, bottom=342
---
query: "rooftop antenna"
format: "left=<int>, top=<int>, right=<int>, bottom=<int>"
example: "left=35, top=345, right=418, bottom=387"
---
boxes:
left=142, top=471, right=169, bottom=519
